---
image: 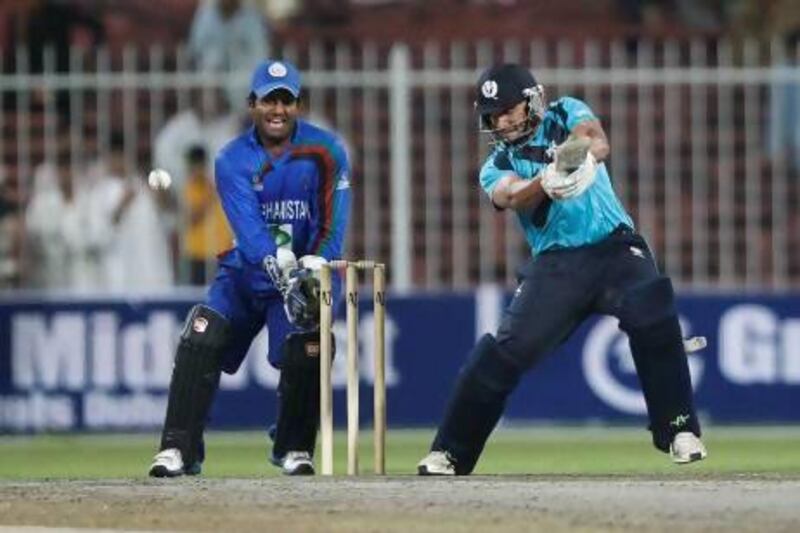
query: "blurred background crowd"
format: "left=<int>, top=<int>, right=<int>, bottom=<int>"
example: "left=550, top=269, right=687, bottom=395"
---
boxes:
left=1, top=0, right=799, bottom=293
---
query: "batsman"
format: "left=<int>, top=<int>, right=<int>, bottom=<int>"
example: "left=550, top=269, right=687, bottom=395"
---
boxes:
left=149, top=59, right=350, bottom=477
left=418, top=64, right=707, bottom=475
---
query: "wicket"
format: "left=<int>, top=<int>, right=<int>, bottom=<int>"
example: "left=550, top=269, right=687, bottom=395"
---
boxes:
left=319, top=260, right=386, bottom=476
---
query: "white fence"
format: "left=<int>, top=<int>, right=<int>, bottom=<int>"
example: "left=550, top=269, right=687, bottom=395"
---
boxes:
left=2, top=39, right=799, bottom=291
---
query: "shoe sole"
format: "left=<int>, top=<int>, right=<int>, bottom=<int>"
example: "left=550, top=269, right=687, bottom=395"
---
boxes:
left=672, top=452, right=707, bottom=464
left=284, top=463, right=315, bottom=476
left=149, top=465, right=184, bottom=478
left=417, top=465, right=454, bottom=476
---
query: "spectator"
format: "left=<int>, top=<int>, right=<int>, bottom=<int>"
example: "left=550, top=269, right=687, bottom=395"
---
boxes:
left=8, top=0, right=104, bottom=73
left=181, top=145, right=233, bottom=285
left=0, top=166, right=23, bottom=287
left=95, top=133, right=175, bottom=292
left=153, top=88, right=243, bottom=197
left=25, top=139, right=103, bottom=291
left=258, top=0, right=301, bottom=23
left=301, top=0, right=351, bottom=26
left=4, top=0, right=105, bottom=121
left=728, top=0, right=800, bottom=168
left=675, top=0, right=723, bottom=32
left=188, top=0, right=269, bottom=109
left=615, top=0, right=672, bottom=26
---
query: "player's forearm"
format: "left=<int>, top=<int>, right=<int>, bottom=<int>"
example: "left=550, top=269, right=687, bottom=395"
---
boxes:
left=588, top=136, right=609, bottom=162
left=571, top=121, right=610, bottom=162
left=215, top=168, right=276, bottom=264
left=493, top=175, right=547, bottom=211
left=225, top=210, right=275, bottom=265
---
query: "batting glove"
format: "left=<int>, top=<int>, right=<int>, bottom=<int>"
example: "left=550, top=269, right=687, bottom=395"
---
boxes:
left=541, top=152, right=597, bottom=200
left=555, top=135, right=592, bottom=173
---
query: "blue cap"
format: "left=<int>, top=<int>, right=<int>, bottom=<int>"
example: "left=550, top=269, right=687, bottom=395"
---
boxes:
left=250, top=60, right=301, bottom=99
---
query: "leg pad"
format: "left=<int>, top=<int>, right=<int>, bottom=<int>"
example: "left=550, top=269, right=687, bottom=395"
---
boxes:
left=272, top=331, right=334, bottom=460
left=618, top=281, right=701, bottom=453
left=431, top=334, right=523, bottom=475
left=159, top=305, right=230, bottom=466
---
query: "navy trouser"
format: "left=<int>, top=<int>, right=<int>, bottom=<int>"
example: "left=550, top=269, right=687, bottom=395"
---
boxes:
left=431, top=228, right=700, bottom=472
left=497, top=229, right=662, bottom=364
left=500, top=229, right=699, bottom=443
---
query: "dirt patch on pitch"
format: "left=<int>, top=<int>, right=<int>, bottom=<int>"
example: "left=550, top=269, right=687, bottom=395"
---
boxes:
left=1, top=476, right=799, bottom=532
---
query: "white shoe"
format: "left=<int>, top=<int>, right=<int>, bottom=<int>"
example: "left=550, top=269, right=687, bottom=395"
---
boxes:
left=282, top=451, right=315, bottom=476
left=417, top=451, right=456, bottom=476
left=149, top=448, right=185, bottom=477
left=670, top=432, right=708, bottom=464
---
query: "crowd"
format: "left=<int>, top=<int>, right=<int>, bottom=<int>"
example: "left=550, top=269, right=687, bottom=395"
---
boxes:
left=0, top=0, right=799, bottom=291
left=3, top=113, right=241, bottom=292
left=0, top=0, right=269, bottom=291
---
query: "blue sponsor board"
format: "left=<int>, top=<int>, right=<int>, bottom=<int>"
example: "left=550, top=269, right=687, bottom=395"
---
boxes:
left=1, top=290, right=799, bottom=432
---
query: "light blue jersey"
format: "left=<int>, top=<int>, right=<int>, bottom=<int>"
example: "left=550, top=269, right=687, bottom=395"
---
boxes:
left=479, top=96, right=633, bottom=255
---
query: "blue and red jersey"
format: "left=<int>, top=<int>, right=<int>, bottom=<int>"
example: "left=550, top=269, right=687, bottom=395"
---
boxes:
left=214, top=118, right=351, bottom=292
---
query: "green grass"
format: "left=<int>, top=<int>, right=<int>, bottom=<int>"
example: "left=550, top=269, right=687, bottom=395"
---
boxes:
left=1, top=426, right=799, bottom=479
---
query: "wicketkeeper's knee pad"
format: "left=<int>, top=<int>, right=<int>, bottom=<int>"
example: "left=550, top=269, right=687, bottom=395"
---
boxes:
left=160, top=305, right=230, bottom=465
left=272, top=331, right=335, bottom=460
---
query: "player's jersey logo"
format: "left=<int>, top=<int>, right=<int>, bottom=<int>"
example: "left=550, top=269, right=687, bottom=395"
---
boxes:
left=669, top=414, right=692, bottom=429
left=252, top=174, right=264, bottom=191
left=269, top=224, right=293, bottom=248
left=268, top=62, right=288, bottom=77
left=192, top=317, right=209, bottom=334
left=305, top=341, right=320, bottom=358
left=337, top=173, right=351, bottom=190
left=481, top=80, right=499, bottom=99
left=629, top=246, right=646, bottom=259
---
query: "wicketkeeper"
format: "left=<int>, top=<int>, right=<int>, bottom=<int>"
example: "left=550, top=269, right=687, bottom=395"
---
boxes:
left=417, top=63, right=707, bottom=475
left=149, top=59, right=351, bottom=477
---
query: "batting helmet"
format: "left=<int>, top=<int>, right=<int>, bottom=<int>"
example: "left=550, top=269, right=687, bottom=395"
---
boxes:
left=475, top=64, right=546, bottom=143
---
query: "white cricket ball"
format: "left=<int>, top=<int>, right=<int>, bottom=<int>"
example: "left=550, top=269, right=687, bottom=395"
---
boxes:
left=147, top=168, right=172, bottom=191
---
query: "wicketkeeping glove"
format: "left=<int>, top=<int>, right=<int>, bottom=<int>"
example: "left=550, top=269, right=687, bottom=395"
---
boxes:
left=263, top=248, right=298, bottom=295
left=297, top=254, right=327, bottom=272
left=283, top=267, right=321, bottom=330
